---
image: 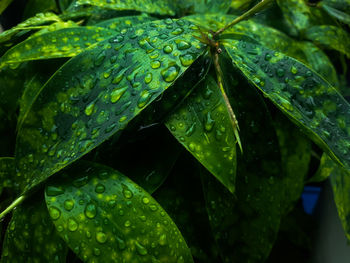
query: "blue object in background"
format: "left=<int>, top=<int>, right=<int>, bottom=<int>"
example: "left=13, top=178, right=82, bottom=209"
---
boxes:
left=301, top=186, right=322, bottom=215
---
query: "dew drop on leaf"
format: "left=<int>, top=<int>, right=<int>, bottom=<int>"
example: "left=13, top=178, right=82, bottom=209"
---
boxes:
left=95, top=183, right=105, bottom=193
left=84, top=203, right=97, bottom=219
left=96, top=232, right=107, bottom=244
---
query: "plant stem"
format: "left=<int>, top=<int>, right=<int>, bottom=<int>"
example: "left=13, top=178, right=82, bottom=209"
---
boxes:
left=214, top=0, right=275, bottom=36
left=0, top=195, right=26, bottom=220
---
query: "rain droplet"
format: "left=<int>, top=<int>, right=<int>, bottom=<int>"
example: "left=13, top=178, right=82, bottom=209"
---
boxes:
left=179, top=54, right=194, bottom=67
left=96, top=232, right=107, bottom=244
left=163, top=45, right=173, bottom=54
left=49, top=206, right=61, bottom=220
left=151, top=60, right=161, bottom=69
left=68, top=218, right=78, bottom=232
left=95, top=183, right=105, bottom=193
left=72, top=176, right=89, bottom=188
left=172, top=28, right=184, bottom=35
left=110, top=86, right=128, bottom=103
left=124, top=220, right=131, bottom=227
left=64, top=199, right=74, bottom=211
left=95, top=51, right=106, bottom=66
left=176, top=40, right=191, bottom=50
left=84, top=102, right=95, bottom=116
left=135, top=241, right=148, bottom=256
left=290, top=66, right=298, bottom=74
left=116, top=236, right=126, bottom=250
left=144, top=73, right=153, bottom=84
left=122, top=185, right=133, bottom=199
left=93, top=247, right=101, bottom=256
left=204, top=112, right=215, bottom=132
left=159, top=234, right=167, bottom=246
left=142, top=197, right=150, bottom=204
left=137, top=90, right=152, bottom=108
left=161, top=65, right=180, bottom=82
left=85, top=203, right=97, bottom=219
left=276, top=68, right=285, bottom=77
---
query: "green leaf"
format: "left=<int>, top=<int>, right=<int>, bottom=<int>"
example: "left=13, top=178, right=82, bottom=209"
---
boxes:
left=224, top=38, right=350, bottom=172
left=274, top=112, right=311, bottom=213
left=0, top=0, right=13, bottom=14
left=15, top=18, right=205, bottom=194
left=0, top=12, right=61, bottom=45
left=45, top=161, right=194, bottom=262
left=75, top=0, right=177, bottom=15
left=200, top=57, right=284, bottom=263
left=0, top=157, right=15, bottom=194
left=309, top=153, right=334, bottom=183
left=1, top=194, right=68, bottom=263
left=184, top=0, right=232, bottom=14
left=298, top=41, right=338, bottom=88
left=166, top=74, right=237, bottom=194
left=0, top=27, right=115, bottom=68
left=321, top=2, right=350, bottom=25
left=94, top=15, right=154, bottom=31
left=330, top=157, right=350, bottom=241
left=305, top=25, right=350, bottom=58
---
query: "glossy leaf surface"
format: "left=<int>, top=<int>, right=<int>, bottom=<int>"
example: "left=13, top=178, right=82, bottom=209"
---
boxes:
left=75, top=0, right=176, bottom=15
left=1, top=195, right=67, bottom=263
left=0, top=12, right=61, bottom=45
left=15, top=18, right=205, bottom=193
left=224, top=38, right=350, bottom=171
left=45, top=162, right=193, bottom=262
left=95, top=15, right=154, bottom=31
left=330, top=157, right=350, bottom=241
left=0, top=27, right=114, bottom=68
left=166, top=74, right=237, bottom=194
left=305, top=25, right=350, bottom=58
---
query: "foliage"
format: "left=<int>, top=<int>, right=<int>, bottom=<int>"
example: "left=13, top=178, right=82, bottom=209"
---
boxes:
left=0, top=0, right=349, bottom=262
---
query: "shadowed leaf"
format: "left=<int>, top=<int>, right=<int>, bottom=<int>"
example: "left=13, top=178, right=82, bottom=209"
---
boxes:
left=0, top=0, right=13, bottom=14
left=0, top=157, right=15, bottom=194
left=224, top=37, right=350, bottom=172
left=309, top=153, right=334, bottom=183
left=1, top=195, right=67, bottom=263
left=15, top=18, right=205, bottom=194
left=0, top=27, right=115, bottom=68
left=166, top=74, right=237, bottom=194
left=305, top=25, right=350, bottom=58
left=23, top=0, right=58, bottom=19
left=321, top=2, right=350, bottom=25
left=45, top=161, right=194, bottom=263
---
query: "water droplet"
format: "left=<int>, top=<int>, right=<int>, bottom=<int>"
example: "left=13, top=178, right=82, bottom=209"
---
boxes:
left=95, top=183, right=105, bottom=193
left=72, top=176, right=89, bottom=188
left=185, top=122, right=196, bottom=136
left=179, top=54, right=194, bottom=66
left=110, top=86, right=128, bottom=103
left=112, top=72, right=124, bottom=84
left=276, top=68, right=285, bottom=77
left=124, top=220, right=131, bottom=227
left=151, top=60, right=161, bottom=69
left=49, top=206, right=61, bottom=220
left=64, top=199, right=74, bottom=211
left=176, top=40, right=191, bottom=50
left=144, top=73, right=153, bottom=84
left=163, top=45, right=173, bottom=54
left=135, top=241, right=148, bottom=256
left=204, top=112, right=215, bottom=132
left=159, top=234, right=167, bottom=246
left=68, top=218, right=78, bottom=232
left=137, top=90, right=152, bottom=108
left=103, top=68, right=112, bottom=79
left=95, top=51, right=106, bottom=66
left=84, top=102, right=95, bottom=116
left=96, top=232, right=107, bottom=244
left=122, top=184, right=133, bottom=199
left=177, top=256, right=185, bottom=263
left=138, top=38, right=154, bottom=53
left=172, top=28, right=184, bottom=35
left=46, top=186, right=64, bottom=196
left=142, top=197, right=150, bottom=204
left=116, top=236, right=126, bottom=250
left=93, top=247, right=101, bottom=256
left=85, top=203, right=97, bottom=219
left=264, top=53, right=271, bottom=61
left=290, top=66, right=298, bottom=74
left=161, top=65, right=180, bottom=82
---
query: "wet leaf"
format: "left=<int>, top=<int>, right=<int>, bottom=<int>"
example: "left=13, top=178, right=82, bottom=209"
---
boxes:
left=23, top=0, right=58, bottom=19
left=0, top=12, right=61, bottom=45
left=309, top=153, right=334, bottom=183
left=0, top=157, right=15, bottom=194
left=330, top=157, right=350, bottom=241
left=274, top=112, right=311, bottom=213
left=95, top=15, right=154, bottom=31
left=320, top=2, right=350, bottom=25
left=15, top=18, right=205, bottom=194
left=0, top=27, right=115, bottom=68
left=1, top=194, right=67, bottom=263
left=45, top=161, right=193, bottom=263
left=75, top=0, right=177, bottom=15
left=166, top=74, right=237, bottom=194
left=201, top=57, right=284, bottom=263
left=305, top=25, right=350, bottom=58
left=183, top=0, right=232, bottom=14
left=224, top=37, right=350, bottom=172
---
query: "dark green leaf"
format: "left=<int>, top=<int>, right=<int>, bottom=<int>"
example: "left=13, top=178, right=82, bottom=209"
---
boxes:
left=330, top=156, right=350, bottom=241
left=75, top=0, right=177, bottom=15
left=59, top=0, right=73, bottom=11
left=0, top=27, right=114, bottom=68
left=45, top=161, right=194, bottom=262
left=321, top=2, right=350, bottom=25
left=0, top=12, right=61, bottom=45
left=224, top=38, right=350, bottom=172
left=201, top=57, right=284, bottom=263
left=0, top=157, right=15, bottom=194
left=309, top=153, right=334, bottom=183
left=166, top=74, right=237, bottom=194
left=23, top=0, right=58, bottom=19
left=94, top=15, right=154, bottom=31
left=1, top=195, right=67, bottom=263
left=15, top=18, right=205, bottom=194
left=183, top=0, right=231, bottom=14
left=305, top=25, right=350, bottom=58
left=274, top=112, right=311, bottom=213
